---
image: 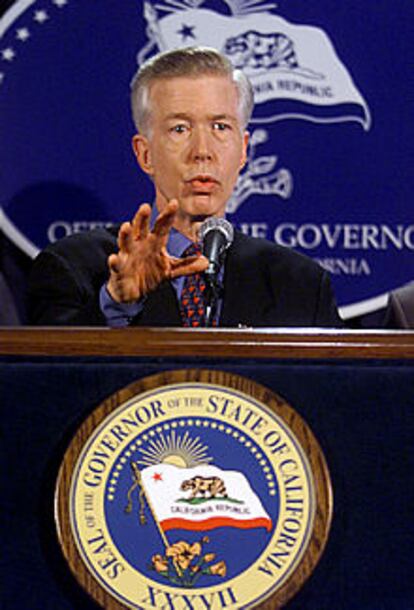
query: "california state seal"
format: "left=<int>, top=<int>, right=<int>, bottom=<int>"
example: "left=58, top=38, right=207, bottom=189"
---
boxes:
left=56, top=370, right=332, bottom=609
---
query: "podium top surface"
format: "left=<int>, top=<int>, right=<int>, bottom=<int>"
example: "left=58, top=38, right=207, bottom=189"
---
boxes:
left=1, top=327, right=413, bottom=359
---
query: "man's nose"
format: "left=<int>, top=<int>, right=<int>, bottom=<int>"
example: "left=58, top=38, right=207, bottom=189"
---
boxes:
left=190, top=127, right=214, bottom=161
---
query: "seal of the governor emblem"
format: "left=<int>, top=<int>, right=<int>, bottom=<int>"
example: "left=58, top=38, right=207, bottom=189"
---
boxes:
left=55, top=370, right=332, bottom=609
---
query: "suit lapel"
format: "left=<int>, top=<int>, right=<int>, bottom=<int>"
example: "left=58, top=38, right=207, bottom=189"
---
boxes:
left=221, top=232, right=263, bottom=327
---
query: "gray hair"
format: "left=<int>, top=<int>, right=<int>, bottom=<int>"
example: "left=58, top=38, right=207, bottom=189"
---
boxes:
left=130, top=46, right=254, bottom=135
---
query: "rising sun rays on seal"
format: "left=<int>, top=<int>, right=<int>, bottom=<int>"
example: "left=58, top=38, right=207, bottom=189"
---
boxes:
left=136, top=430, right=213, bottom=468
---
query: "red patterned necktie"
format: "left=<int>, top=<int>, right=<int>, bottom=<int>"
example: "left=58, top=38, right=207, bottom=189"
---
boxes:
left=180, top=243, right=207, bottom=328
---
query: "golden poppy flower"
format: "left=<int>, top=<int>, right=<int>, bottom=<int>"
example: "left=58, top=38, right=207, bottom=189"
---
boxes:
left=209, top=560, right=227, bottom=577
left=166, top=540, right=202, bottom=570
left=152, top=554, right=168, bottom=573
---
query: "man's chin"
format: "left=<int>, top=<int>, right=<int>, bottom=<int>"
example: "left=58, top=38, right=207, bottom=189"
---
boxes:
left=183, top=195, right=226, bottom=219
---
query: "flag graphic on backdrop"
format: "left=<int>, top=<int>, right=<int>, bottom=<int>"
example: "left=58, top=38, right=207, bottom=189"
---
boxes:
left=140, top=463, right=273, bottom=532
left=139, top=5, right=371, bottom=130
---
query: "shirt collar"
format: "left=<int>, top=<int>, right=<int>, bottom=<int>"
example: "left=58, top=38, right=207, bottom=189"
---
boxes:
left=149, top=204, right=230, bottom=258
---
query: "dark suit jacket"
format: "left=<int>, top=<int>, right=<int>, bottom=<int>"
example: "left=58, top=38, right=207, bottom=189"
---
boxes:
left=28, top=226, right=342, bottom=327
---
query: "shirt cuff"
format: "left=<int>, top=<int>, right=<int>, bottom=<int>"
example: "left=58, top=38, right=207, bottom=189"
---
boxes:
left=99, top=284, right=144, bottom=327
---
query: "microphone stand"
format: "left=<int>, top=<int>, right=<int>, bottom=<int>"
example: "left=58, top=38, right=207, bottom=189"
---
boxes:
left=199, top=217, right=234, bottom=328
left=204, top=274, right=222, bottom=328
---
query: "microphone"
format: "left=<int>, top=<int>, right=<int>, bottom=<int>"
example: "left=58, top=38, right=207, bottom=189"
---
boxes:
left=199, top=217, right=234, bottom=281
left=199, top=217, right=234, bottom=326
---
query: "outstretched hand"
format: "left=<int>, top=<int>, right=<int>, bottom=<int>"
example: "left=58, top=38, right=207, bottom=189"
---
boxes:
left=106, top=200, right=208, bottom=303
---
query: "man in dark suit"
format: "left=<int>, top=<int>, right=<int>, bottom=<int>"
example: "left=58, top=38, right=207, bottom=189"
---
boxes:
left=28, top=47, right=341, bottom=328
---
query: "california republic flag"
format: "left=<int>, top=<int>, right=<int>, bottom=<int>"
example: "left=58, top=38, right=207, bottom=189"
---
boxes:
left=140, top=463, right=273, bottom=532
left=141, top=5, right=371, bottom=130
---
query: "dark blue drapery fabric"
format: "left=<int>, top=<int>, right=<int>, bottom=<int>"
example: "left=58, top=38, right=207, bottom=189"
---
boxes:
left=1, top=356, right=413, bottom=609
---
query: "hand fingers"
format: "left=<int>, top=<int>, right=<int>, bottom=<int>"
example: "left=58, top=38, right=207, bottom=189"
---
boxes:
left=169, top=254, right=209, bottom=278
left=117, top=222, right=134, bottom=253
left=108, top=253, right=121, bottom=274
left=131, top=203, right=151, bottom=240
left=153, top=199, right=179, bottom=240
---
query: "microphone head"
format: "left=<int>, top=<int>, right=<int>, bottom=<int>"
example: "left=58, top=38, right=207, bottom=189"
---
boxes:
left=198, top=217, right=234, bottom=248
left=199, top=217, right=234, bottom=278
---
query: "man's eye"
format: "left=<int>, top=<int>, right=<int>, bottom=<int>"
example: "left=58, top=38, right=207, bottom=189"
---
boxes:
left=170, top=124, right=187, bottom=134
left=213, top=122, right=231, bottom=131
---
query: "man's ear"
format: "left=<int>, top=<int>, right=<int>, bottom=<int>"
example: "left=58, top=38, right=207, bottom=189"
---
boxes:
left=132, top=134, right=154, bottom=176
left=240, top=130, right=249, bottom=170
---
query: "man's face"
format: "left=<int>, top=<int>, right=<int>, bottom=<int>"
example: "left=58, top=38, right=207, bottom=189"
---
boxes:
left=133, top=74, right=249, bottom=236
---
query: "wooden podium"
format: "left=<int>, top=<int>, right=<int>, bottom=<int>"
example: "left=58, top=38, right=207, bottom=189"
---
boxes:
left=1, top=328, right=413, bottom=609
